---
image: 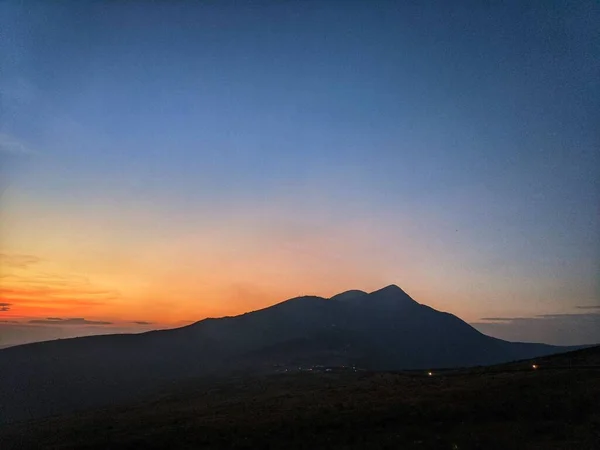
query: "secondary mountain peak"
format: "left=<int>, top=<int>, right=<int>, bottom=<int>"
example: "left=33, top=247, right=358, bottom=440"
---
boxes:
left=329, top=290, right=368, bottom=302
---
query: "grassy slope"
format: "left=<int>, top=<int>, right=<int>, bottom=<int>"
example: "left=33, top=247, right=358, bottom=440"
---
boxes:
left=2, top=346, right=599, bottom=450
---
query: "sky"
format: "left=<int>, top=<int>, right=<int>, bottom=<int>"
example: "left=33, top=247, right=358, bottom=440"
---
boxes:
left=1, top=1, right=599, bottom=347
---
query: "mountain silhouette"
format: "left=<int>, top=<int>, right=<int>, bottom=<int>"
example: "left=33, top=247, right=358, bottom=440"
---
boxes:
left=0, top=284, right=581, bottom=423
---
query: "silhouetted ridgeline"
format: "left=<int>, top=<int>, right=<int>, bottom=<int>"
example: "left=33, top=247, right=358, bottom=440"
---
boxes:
left=0, top=285, right=582, bottom=424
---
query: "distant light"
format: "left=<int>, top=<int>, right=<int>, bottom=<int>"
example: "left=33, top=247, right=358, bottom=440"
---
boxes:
left=532, top=364, right=538, bottom=370
left=428, top=372, right=433, bottom=376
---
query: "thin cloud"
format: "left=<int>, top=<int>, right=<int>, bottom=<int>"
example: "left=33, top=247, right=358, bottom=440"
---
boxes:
left=472, top=311, right=600, bottom=346
left=0, top=319, right=19, bottom=323
left=0, top=273, right=91, bottom=287
left=577, top=305, right=600, bottom=310
left=0, top=133, right=37, bottom=156
left=536, top=313, right=600, bottom=319
left=1, top=286, right=120, bottom=300
left=0, top=253, right=41, bottom=269
left=0, top=268, right=121, bottom=314
left=132, top=321, right=153, bottom=325
left=480, top=317, right=528, bottom=322
left=0, top=303, right=11, bottom=312
left=481, top=313, right=600, bottom=323
left=28, top=317, right=113, bottom=325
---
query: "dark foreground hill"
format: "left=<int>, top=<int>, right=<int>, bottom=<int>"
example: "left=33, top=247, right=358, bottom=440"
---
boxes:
left=1, top=346, right=599, bottom=450
left=0, top=285, right=583, bottom=424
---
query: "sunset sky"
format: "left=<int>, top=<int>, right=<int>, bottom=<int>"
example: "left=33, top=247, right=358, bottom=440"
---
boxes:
left=1, top=1, right=599, bottom=347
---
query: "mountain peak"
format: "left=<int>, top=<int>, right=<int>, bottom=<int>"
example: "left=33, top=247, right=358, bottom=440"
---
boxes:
left=371, top=284, right=412, bottom=296
left=376, top=284, right=403, bottom=293
left=368, top=284, right=418, bottom=305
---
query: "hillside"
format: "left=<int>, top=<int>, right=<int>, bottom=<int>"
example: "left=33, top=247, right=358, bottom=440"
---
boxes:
left=2, top=346, right=599, bottom=450
left=0, top=285, right=580, bottom=424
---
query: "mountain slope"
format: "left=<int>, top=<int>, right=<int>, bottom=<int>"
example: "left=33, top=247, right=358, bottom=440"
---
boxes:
left=0, top=285, right=577, bottom=424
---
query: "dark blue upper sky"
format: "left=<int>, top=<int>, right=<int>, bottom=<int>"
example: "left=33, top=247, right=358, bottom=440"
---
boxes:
left=1, top=1, right=599, bottom=345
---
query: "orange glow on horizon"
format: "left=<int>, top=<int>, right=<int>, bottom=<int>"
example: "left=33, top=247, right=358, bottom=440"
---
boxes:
left=2, top=191, right=588, bottom=336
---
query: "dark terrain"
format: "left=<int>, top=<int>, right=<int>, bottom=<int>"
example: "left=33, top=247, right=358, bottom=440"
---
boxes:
left=1, top=346, right=599, bottom=450
left=0, top=285, right=584, bottom=424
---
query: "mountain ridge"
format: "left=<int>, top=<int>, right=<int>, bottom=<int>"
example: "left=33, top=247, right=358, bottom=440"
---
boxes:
left=0, top=284, right=584, bottom=424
